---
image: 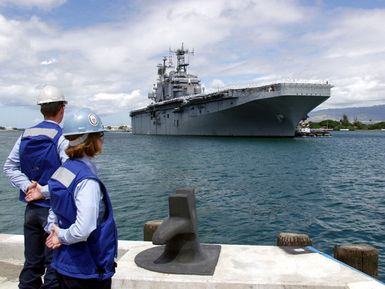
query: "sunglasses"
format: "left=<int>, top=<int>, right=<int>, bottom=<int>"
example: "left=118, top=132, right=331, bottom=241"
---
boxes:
left=99, top=132, right=104, bottom=138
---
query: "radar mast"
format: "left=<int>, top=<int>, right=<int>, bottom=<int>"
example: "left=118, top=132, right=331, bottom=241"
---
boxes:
left=170, top=43, right=194, bottom=74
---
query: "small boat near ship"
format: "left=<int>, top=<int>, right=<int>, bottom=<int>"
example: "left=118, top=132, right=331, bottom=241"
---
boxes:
left=295, top=127, right=331, bottom=137
left=130, top=44, right=332, bottom=137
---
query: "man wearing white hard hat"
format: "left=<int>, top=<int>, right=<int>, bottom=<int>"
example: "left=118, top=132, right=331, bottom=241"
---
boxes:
left=3, top=85, right=68, bottom=289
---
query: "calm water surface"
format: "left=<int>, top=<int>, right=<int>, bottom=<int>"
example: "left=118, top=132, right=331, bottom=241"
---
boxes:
left=1, top=130, right=384, bottom=279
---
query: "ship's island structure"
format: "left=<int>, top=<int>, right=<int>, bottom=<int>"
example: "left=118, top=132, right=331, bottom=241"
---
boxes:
left=130, top=45, right=332, bottom=137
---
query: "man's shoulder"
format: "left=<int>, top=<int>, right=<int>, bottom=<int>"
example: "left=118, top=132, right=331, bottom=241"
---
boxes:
left=23, top=121, right=62, bottom=140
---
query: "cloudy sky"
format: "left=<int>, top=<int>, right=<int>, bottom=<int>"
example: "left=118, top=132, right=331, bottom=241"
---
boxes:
left=1, top=0, right=385, bottom=128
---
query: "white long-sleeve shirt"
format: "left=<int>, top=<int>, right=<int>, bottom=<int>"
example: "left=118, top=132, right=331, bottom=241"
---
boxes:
left=3, top=120, right=68, bottom=197
left=46, top=157, right=105, bottom=245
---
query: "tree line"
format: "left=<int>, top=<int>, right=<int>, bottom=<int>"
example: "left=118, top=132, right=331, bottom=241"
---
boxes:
left=309, top=114, right=385, bottom=130
left=0, top=126, right=19, bottom=130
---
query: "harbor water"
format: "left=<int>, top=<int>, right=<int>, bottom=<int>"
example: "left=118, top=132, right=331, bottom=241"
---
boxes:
left=0, top=130, right=384, bottom=280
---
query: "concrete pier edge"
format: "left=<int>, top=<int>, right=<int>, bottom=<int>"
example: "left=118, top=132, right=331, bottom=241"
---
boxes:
left=1, top=233, right=384, bottom=289
left=306, top=246, right=384, bottom=285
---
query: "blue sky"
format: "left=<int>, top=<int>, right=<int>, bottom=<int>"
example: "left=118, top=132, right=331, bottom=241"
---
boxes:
left=1, top=0, right=385, bottom=128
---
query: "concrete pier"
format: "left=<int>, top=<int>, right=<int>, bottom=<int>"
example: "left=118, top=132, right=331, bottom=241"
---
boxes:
left=1, top=233, right=384, bottom=289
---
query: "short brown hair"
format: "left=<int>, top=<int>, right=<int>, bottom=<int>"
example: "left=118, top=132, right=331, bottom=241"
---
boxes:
left=40, top=101, right=65, bottom=117
left=65, top=133, right=102, bottom=159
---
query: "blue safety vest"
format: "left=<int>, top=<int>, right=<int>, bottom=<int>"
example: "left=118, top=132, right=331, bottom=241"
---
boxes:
left=19, top=121, right=62, bottom=207
left=49, top=159, right=118, bottom=280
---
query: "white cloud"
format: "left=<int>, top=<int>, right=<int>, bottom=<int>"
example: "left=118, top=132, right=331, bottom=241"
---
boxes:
left=1, top=1, right=385, bottom=127
left=300, top=8, right=385, bottom=109
left=315, top=10, right=385, bottom=59
left=89, top=90, right=144, bottom=114
left=40, top=58, right=56, bottom=65
left=209, top=79, right=225, bottom=91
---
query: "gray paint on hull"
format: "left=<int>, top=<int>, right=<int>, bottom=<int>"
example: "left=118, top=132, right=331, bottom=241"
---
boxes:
left=131, top=93, right=329, bottom=137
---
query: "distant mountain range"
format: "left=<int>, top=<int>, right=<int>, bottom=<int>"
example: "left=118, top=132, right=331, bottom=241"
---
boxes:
left=309, top=104, right=385, bottom=123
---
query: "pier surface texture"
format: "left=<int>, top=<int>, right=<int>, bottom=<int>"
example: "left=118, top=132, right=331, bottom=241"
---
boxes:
left=0, top=234, right=383, bottom=289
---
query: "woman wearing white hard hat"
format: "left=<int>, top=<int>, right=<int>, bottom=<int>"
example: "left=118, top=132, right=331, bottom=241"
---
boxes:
left=3, top=85, right=68, bottom=289
left=45, top=108, right=117, bottom=289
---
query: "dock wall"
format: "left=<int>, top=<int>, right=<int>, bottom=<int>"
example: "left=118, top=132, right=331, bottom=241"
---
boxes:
left=0, top=234, right=384, bottom=289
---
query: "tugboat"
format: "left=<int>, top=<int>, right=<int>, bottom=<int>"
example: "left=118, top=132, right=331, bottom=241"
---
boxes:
left=130, top=44, right=332, bottom=137
left=295, top=120, right=331, bottom=137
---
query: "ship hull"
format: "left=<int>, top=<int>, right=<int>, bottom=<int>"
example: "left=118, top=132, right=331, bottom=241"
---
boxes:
left=130, top=83, right=331, bottom=137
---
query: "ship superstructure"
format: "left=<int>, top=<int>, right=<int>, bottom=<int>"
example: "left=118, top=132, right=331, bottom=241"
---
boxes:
left=148, top=44, right=202, bottom=102
left=130, top=45, right=332, bottom=137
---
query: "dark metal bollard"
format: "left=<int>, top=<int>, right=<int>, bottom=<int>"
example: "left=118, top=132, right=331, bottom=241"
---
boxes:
left=136, top=188, right=221, bottom=275
left=143, top=220, right=163, bottom=241
left=277, top=232, right=313, bottom=247
left=334, top=244, right=378, bottom=278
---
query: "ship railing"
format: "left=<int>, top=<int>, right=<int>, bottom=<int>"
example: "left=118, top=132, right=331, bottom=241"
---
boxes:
left=204, top=79, right=331, bottom=93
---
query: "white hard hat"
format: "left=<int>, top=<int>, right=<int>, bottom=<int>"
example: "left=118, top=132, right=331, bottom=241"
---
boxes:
left=37, top=85, right=67, bottom=105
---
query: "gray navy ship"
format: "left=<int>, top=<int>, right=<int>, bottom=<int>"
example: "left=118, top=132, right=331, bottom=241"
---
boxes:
left=130, top=45, right=332, bottom=137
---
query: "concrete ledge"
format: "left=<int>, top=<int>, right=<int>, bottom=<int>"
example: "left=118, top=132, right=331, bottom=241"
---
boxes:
left=0, top=234, right=24, bottom=289
left=1, top=234, right=384, bottom=289
left=0, top=234, right=24, bottom=261
left=114, top=241, right=384, bottom=289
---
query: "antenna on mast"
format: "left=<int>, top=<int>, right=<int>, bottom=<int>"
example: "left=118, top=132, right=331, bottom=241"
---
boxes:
left=170, top=42, right=195, bottom=73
